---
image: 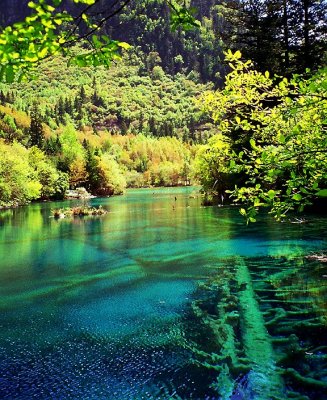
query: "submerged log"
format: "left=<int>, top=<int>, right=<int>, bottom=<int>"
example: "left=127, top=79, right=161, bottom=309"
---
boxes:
left=305, top=253, right=327, bottom=263
left=283, top=368, right=327, bottom=389
left=190, top=258, right=286, bottom=399
left=235, top=258, right=285, bottom=399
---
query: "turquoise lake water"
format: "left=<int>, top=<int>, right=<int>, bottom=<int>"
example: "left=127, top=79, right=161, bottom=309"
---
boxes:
left=0, top=187, right=326, bottom=399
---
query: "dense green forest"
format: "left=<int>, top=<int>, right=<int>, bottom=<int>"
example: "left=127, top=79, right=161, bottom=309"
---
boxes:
left=0, top=0, right=326, bottom=218
left=104, top=0, right=327, bottom=79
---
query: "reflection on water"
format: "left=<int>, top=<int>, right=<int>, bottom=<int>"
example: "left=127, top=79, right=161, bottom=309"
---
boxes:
left=0, top=187, right=326, bottom=399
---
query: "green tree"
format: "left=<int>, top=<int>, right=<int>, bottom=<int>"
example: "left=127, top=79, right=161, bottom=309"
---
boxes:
left=97, top=154, right=126, bottom=195
left=213, top=0, right=327, bottom=76
left=85, top=146, right=101, bottom=191
left=29, top=102, right=44, bottom=148
left=194, top=133, right=233, bottom=203
left=2, top=114, right=17, bottom=142
left=200, top=50, right=327, bottom=221
left=0, top=140, right=42, bottom=206
left=28, top=146, right=69, bottom=199
left=69, top=156, right=88, bottom=189
left=58, top=123, right=84, bottom=171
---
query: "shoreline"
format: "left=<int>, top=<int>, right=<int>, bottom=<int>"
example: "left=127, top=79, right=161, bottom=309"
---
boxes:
left=0, top=184, right=199, bottom=211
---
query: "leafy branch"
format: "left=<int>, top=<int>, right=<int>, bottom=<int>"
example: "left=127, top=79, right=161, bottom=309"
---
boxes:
left=198, top=51, right=327, bottom=222
left=0, top=0, right=200, bottom=82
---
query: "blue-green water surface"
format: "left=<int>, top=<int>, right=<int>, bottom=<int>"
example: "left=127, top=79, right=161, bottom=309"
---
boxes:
left=0, top=187, right=326, bottom=399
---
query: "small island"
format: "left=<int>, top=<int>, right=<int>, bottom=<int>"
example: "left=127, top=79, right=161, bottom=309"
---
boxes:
left=51, top=205, right=107, bottom=218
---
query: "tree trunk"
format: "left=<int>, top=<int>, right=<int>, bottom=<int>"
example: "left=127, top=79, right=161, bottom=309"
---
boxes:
left=283, top=0, right=290, bottom=70
left=303, top=0, right=310, bottom=67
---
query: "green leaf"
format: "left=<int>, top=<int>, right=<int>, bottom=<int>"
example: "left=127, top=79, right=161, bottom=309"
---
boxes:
left=267, top=190, right=275, bottom=200
left=278, top=134, right=285, bottom=144
left=38, top=47, right=48, bottom=58
left=292, top=193, right=302, bottom=201
left=71, top=56, right=87, bottom=67
left=316, top=189, right=327, bottom=198
left=92, top=35, right=101, bottom=48
left=27, top=1, right=37, bottom=9
left=253, top=200, right=263, bottom=207
left=249, top=138, right=256, bottom=149
left=170, top=5, right=201, bottom=32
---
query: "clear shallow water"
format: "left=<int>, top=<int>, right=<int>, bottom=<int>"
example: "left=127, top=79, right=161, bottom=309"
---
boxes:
left=0, top=187, right=326, bottom=399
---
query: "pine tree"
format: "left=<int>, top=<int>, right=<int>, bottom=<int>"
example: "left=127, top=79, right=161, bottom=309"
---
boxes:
left=92, top=77, right=97, bottom=88
left=64, top=97, right=73, bottom=115
left=74, top=95, right=82, bottom=116
left=44, top=138, right=56, bottom=155
left=29, top=103, right=44, bottom=148
left=91, top=89, right=105, bottom=107
left=79, top=86, right=86, bottom=104
left=289, top=0, right=327, bottom=71
left=0, top=90, right=5, bottom=105
left=82, top=138, right=89, bottom=149
left=85, top=147, right=100, bottom=192
left=214, top=0, right=326, bottom=75
left=148, top=116, right=157, bottom=136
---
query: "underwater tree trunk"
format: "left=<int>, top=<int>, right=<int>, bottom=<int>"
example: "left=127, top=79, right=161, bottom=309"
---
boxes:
left=235, top=258, right=284, bottom=398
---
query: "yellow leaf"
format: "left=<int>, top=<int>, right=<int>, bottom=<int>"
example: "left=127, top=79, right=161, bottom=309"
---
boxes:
left=234, top=50, right=242, bottom=59
left=25, top=53, right=38, bottom=62
left=38, top=47, right=48, bottom=58
left=118, top=42, right=131, bottom=50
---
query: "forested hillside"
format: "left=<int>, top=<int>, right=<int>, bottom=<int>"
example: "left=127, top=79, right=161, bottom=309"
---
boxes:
left=0, top=49, right=211, bottom=207
left=0, top=49, right=213, bottom=140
